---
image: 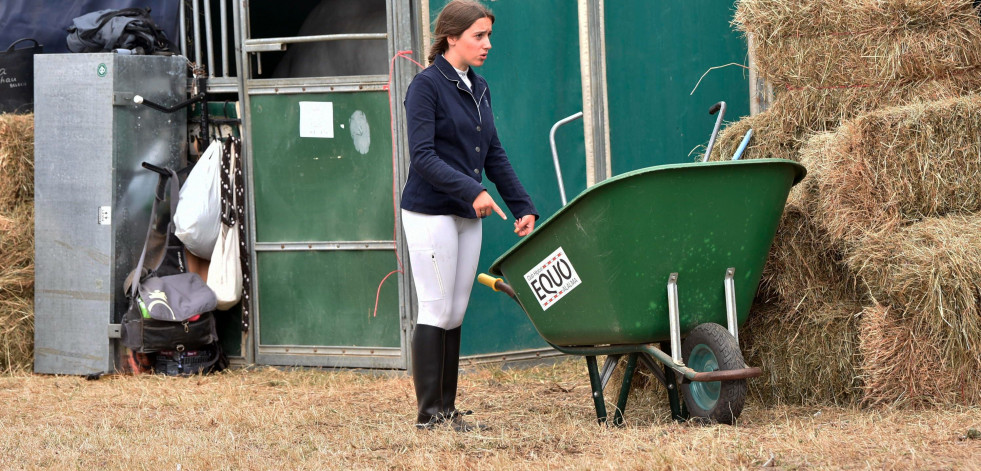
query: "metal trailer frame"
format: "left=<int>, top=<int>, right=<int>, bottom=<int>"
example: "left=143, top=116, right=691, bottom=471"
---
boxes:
left=177, top=0, right=419, bottom=369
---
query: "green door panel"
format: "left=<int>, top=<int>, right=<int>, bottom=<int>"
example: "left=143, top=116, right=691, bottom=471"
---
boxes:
left=250, top=92, right=394, bottom=242
left=256, top=250, right=400, bottom=347
left=605, top=2, right=750, bottom=172
left=428, top=0, right=585, bottom=356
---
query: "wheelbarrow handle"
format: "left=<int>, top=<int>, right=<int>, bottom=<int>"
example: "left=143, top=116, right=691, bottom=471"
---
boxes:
left=477, top=273, right=517, bottom=299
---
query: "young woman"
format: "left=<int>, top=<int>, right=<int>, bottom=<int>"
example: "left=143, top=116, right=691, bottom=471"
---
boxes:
left=401, top=0, right=537, bottom=432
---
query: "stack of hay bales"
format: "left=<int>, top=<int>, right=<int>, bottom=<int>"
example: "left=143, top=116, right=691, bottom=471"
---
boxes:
left=712, top=0, right=981, bottom=406
left=0, top=114, right=35, bottom=373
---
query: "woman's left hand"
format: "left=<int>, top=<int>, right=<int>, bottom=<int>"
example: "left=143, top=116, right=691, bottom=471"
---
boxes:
left=514, top=215, right=535, bottom=237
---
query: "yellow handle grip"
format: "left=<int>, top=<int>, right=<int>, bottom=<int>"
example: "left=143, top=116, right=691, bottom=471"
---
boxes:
left=477, top=273, right=502, bottom=292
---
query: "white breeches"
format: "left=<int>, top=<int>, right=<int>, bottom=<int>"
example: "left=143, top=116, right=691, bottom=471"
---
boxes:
left=401, top=210, right=482, bottom=330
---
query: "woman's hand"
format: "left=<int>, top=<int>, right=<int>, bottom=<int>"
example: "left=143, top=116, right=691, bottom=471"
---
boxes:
left=473, top=191, right=506, bottom=220
left=514, top=215, right=535, bottom=237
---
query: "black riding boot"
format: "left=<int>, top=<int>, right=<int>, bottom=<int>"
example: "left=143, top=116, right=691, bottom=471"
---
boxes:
left=412, top=324, right=445, bottom=429
left=442, top=327, right=488, bottom=432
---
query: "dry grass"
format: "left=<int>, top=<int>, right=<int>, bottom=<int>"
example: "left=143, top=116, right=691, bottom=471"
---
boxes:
left=0, top=114, right=34, bottom=373
left=0, top=360, right=979, bottom=470
left=735, top=0, right=981, bottom=87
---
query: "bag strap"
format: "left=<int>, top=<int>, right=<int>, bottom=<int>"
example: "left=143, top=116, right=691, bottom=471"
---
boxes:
left=6, top=38, right=40, bottom=52
left=130, top=168, right=181, bottom=299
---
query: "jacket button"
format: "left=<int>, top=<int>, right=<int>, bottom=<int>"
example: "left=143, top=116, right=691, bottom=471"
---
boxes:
left=475, top=146, right=480, bottom=152
left=476, top=125, right=481, bottom=131
left=473, top=168, right=479, bottom=174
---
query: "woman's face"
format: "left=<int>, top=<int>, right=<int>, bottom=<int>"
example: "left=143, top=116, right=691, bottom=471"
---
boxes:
left=446, top=17, right=493, bottom=68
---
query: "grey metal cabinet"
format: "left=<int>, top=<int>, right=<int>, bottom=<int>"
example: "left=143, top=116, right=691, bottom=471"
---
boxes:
left=33, top=54, right=186, bottom=375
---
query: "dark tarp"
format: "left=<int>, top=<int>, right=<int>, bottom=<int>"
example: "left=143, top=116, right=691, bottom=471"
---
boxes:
left=0, top=1, right=179, bottom=53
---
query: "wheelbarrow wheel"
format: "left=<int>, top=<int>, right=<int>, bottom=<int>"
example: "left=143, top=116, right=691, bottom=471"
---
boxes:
left=680, top=323, right=747, bottom=424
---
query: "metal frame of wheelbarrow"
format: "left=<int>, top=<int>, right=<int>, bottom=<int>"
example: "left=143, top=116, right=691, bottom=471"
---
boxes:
left=478, top=268, right=762, bottom=426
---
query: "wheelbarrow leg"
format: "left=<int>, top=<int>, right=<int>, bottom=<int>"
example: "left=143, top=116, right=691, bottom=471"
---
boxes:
left=660, top=341, right=689, bottom=422
left=585, top=356, right=608, bottom=424
left=613, top=352, right=639, bottom=427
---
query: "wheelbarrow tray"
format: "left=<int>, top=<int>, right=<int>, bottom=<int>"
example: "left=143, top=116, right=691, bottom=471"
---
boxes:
left=489, top=158, right=805, bottom=347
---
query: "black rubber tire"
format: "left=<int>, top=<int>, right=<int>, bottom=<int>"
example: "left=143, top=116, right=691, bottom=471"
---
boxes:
left=680, top=322, right=748, bottom=424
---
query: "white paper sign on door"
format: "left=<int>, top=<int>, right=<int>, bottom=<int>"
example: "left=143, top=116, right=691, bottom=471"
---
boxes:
left=299, top=101, right=334, bottom=138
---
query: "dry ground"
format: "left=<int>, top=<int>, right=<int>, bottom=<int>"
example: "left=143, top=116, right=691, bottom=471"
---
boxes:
left=0, top=358, right=978, bottom=470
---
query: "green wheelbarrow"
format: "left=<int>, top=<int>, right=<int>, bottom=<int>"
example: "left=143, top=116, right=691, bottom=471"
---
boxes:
left=478, top=157, right=805, bottom=425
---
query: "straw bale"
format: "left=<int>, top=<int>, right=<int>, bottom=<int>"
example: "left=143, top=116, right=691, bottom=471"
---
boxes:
left=0, top=204, right=34, bottom=373
left=735, top=0, right=980, bottom=37
left=859, top=304, right=981, bottom=406
left=736, top=0, right=981, bottom=87
left=0, top=113, right=35, bottom=373
left=847, top=214, right=981, bottom=371
left=705, top=112, right=802, bottom=163
left=767, top=73, right=981, bottom=136
left=0, top=114, right=34, bottom=210
left=815, top=94, right=981, bottom=244
left=741, top=299, right=864, bottom=406
left=705, top=73, right=981, bottom=165
left=749, top=27, right=981, bottom=88
left=759, top=143, right=859, bottom=310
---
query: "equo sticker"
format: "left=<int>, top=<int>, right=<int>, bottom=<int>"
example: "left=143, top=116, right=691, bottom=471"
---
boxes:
left=524, top=247, right=582, bottom=311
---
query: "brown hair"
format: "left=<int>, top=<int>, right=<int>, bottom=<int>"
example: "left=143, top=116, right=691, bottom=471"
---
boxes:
left=428, top=0, right=495, bottom=64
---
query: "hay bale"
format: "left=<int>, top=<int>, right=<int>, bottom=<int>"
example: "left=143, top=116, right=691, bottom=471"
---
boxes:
left=767, top=73, right=981, bottom=136
left=735, top=0, right=981, bottom=87
left=859, top=304, right=981, bottom=407
left=848, top=214, right=981, bottom=371
left=741, top=299, right=864, bottom=406
left=815, top=94, right=981, bottom=244
left=706, top=73, right=981, bottom=164
left=0, top=114, right=34, bottom=210
left=759, top=147, right=858, bottom=310
left=0, top=113, right=35, bottom=373
left=0, top=206, right=34, bottom=373
left=705, top=112, right=803, bottom=162
left=735, top=0, right=979, bottom=36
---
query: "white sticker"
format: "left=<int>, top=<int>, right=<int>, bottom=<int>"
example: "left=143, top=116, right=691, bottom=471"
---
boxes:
left=524, top=247, right=582, bottom=311
left=299, top=101, right=334, bottom=138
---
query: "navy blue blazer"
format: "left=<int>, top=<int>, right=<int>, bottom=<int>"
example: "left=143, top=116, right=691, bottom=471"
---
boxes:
left=401, top=54, right=538, bottom=220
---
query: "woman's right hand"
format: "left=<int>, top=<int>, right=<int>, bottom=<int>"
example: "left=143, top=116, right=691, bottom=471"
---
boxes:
left=473, top=191, right=506, bottom=219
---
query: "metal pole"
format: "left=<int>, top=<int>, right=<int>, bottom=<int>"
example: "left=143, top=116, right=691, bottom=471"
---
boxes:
left=220, top=0, right=229, bottom=77
left=192, top=0, right=202, bottom=65
left=724, top=267, right=739, bottom=344
left=549, top=111, right=583, bottom=206
left=179, top=0, right=187, bottom=58
left=667, top=272, right=682, bottom=365
left=204, top=0, right=215, bottom=76
left=703, top=101, right=726, bottom=162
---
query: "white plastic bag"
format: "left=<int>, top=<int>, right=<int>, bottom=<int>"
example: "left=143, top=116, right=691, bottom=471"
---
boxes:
left=207, top=142, right=243, bottom=310
left=174, top=140, right=222, bottom=259
left=208, top=222, right=242, bottom=310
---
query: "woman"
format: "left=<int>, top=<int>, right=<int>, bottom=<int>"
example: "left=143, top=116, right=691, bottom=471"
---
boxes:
left=402, top=0, right=537, bottom=432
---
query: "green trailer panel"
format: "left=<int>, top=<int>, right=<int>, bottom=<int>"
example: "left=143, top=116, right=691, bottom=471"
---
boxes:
left=256, top=250, right=400, bottom=347
left=605, top=2, right=751, bottom=171
left=250, top=92, right=394, bottom=243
